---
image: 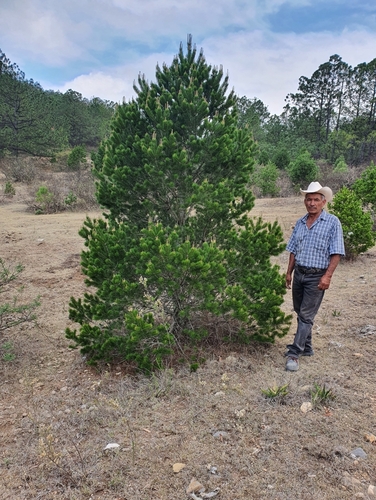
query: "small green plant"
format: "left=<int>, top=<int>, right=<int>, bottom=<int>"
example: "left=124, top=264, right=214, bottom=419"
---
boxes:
left=333, top=155, right=348, bottom=173
left=272, top=148, right=290, bottom=170
left=288, top=150, right=319, bottom=186
left=2, top=341, right=15, bottom=361
left=332, top=309, right=341, bottom=317
left=4, top=181, right=15, bottom=197
left=0, top=258, right=40, bottom=333
left=352, top=161, right=376, bottom=213
left=329, top=187, right=375, bottom=260
left=262, top=383, right=289, bottom=399
left=35, top=185, right=55, bottom=214
left=252, top=162, right=280, bottom=197
left=150, top=369, right=175, bottom=397
left=258, top=150, right=270, bottom=166
left=310, top=383, right=335, bottom=406
left=64, top=191, right=77, bottom=207
left=67, top=146, right=86, bottom=170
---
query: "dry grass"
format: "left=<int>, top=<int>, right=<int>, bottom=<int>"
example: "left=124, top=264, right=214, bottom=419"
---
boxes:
left=0, top=177, right=376, bottom=499
left=0, top=156, right=98, bottom=213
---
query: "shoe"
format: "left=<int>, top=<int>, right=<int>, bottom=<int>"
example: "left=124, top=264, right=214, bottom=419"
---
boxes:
left=286, top=357, right=299, bottom=372
left=302, top=349, right=314, bottom=357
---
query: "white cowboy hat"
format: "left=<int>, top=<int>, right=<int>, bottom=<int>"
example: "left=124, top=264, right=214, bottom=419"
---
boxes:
left=300, top=181, right=333, bottom=203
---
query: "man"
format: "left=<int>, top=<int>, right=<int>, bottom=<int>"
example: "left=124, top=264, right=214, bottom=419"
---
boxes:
left=285, top=181, right=345, bottom=372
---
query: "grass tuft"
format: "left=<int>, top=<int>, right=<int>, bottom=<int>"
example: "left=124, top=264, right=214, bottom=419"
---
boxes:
left=310, top=383, right=336, bottom=407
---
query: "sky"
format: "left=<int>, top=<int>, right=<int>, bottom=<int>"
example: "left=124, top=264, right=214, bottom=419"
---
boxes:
left=1, top=0, right=376, bottom=115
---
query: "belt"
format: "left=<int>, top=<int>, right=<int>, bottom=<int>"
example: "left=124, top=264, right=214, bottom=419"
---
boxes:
left=296, top=265, right=327, bottom=275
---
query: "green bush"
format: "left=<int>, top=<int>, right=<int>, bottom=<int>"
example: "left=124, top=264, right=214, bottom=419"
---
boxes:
left=352, top=161, right=376, bottom=212
left=35, top=186, right=55, bottom=214
left=258, top=150, right=270, bottom=166
left=4, top=181, right=15, bottom=196
left=64, top=191, right=77, bottom=207
left=333, top=155, right=348, bottom=173
left=67, top=146, right=86, bottom=170
left=329, top=187, right=375, bottom=260
left=272, top=148, right=290, bottom=170
left=288, top=150, right=319, bottom=186
left=252, top=162, right=280, bottom=197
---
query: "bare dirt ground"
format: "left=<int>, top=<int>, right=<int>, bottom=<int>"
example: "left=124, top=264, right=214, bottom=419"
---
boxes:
left=0, top=189, right=375, bottom=500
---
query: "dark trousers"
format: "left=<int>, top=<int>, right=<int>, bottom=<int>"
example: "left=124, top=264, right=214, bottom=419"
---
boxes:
left=286, top=267, right=326, bottom=358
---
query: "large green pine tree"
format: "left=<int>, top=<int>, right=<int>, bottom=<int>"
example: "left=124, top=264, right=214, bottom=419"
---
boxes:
left=66, top=37, right=291, bottom=370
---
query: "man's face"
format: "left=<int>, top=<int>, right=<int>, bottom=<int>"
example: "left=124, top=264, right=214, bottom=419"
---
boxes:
left=304, top=193, right=326, bottom=214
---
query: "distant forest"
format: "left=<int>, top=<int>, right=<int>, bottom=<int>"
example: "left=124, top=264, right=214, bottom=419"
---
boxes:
left=238, top=54, right=376, bottom=167
left=0, top=49, right=115, bottom=157
left=1, top=50, right=376, bottom=167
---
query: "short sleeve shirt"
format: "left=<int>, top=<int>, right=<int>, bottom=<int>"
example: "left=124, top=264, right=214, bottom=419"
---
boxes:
left=286, top=210, right=345, bottom=269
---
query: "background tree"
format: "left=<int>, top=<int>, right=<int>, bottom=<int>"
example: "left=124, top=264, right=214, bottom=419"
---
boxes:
left=329, top=187, right=375, bottom=259
left=236, top=96, right=269, bottom=142
left=66, top=37, right=291, bottom=370
left=272, top=148, right=290, bottom=170
left=288, top=150, right=319, bottom=186
left=0, top=49, right=115, bottom=159
left=284, top=55, right=349, bottom=157
left=252, top=162, right=280, bottom=197
left=352, top=161, right=376, bottom=217
left=0, top=53, right=65, bottom=156
left=67, top=145, right=87, bottom=170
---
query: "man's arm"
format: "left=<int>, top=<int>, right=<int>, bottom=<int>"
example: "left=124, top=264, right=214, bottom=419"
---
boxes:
left=285, top=253, right=295, bottom=289
left=318, top=254, right=341, bottom=290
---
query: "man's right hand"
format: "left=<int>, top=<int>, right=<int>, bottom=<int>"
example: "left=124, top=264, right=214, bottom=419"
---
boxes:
left=285, top=272, right=292, bottom=289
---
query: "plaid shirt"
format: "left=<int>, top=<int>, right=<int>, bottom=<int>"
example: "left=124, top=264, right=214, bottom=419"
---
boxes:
left=287, top=210, right=345, bottom=269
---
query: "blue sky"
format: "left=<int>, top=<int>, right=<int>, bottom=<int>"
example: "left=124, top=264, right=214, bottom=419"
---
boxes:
left=1, top=0, right=376, bottom=114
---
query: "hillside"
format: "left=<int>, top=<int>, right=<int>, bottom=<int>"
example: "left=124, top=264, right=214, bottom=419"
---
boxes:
left=0, top=190, right=375, bottom=499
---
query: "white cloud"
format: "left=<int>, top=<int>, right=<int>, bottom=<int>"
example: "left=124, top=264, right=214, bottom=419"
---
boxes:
left=45, top=51, right=172, bottom=103
left=52, top=72, right=131, bottom=102
left=42, top=26, right=376, bottom=115
left=0, top=1, right=91, bottom=66
left=0, top=0, right=298, bottom=66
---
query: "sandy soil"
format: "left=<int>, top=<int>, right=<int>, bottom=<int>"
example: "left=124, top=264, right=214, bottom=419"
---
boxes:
left=0, top=193, right=375, bottom=499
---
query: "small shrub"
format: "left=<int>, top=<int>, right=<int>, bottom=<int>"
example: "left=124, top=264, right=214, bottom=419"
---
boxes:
left=0, top=258, right=40, bottom=334
left=35, top=186, right=55, bottom=214
left=310, top=383, right=335, bottom=407
left=4, top=181, right=15, bottom=197
left=258, top=150, right=270, bottom=166
left=1, top=341, right=15, bottom=362
left=9, top=159, right=36, bottom=183
left=333, top=155, right=348, bottom=173
left=352, top=161, right=376, bottom=213
left=288, top=150, right=319, bottom=186
left=67, top=146, right=86, bottom=171
left=252, top=162, right=280, bottom=197
left=272, top=148, right=290, bottom=170
left=329, top=187, right=375, bottom=260
left=64, top=191, right=77, bottom=207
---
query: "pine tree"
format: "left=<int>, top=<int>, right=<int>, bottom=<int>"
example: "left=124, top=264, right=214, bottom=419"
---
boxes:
left=66, top=37, right=291, bottom=370
left=329, top=187, right=375, bottom=260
